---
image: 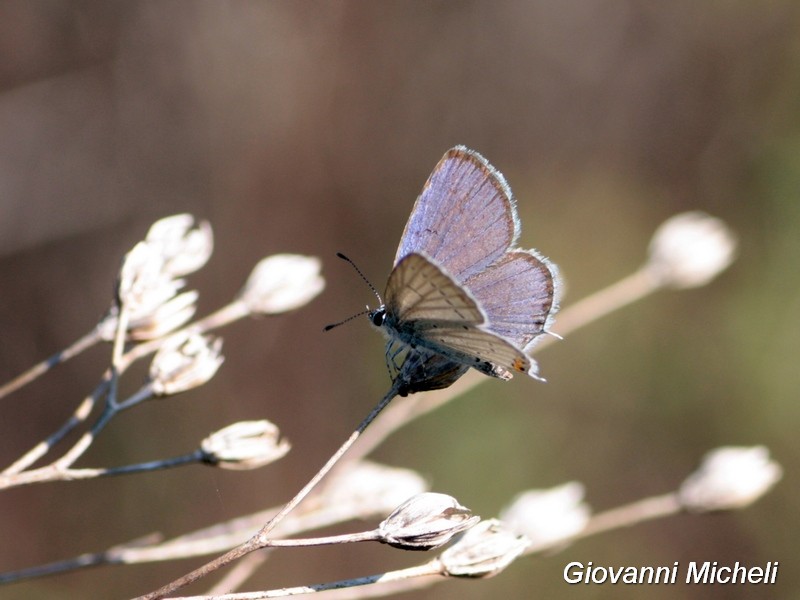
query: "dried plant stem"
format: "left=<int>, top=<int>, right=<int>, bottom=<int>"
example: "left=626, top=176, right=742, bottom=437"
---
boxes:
left=0, top=451, right=202, bottom=490
left=545, top=267, right=659, bottom=343
left=135, top=384, right=402, bottom=600
left=570, top=492, right=682, bottom=542
left=1, top=477, right=407, bottom=585
left=205, top=554, right=270, bottom=597
left=189, top=300, right=251, bottom=333
left=0, top=295, right=245, bottom=405
left=177, top=562, right=443, bottom=599
left=2, top=382, right=108, bottom=475
left=227, top=492, right=684, bottom=600
left=0, top=326, right=104, bottom=401
left=0, top=381, right=155, bottom=488
left=3, top=299, right=267, bottom=483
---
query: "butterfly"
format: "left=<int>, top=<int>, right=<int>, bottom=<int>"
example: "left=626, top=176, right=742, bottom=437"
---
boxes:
left=369, top=146, right=560, bottom=395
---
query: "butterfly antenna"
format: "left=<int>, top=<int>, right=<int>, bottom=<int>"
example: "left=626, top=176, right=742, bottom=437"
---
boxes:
left=323, top=253, right=383, bottom=332
left=323, top=309, right=370, bottom=332
left=335, top=252, right=383, bottom=303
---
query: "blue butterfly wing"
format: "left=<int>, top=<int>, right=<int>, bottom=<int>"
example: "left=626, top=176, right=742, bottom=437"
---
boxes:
left=384, top=253, right=532, bottom=378
left=464, top=250, right=560, bottom=350
left=394, top=146, right=519, bottom=282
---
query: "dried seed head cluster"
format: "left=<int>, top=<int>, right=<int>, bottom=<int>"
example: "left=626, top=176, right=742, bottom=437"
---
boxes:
left=378, top=493, right=480, bottom=550
left=679, top=446, right=782, bottom=512
left=149, top=333, right=224, bottom=396
left=102, top=214, right=213, bottom=341
left=500, top=482, right=590, bottom=548
left=201, top=420, right=290, bottom=470
left=239, top=254, right=326, bottom=316
left=646, top=211, right=737, bottom=289
left=439, top=519, right=530, bottom=578
left=143, top=214, right=214, bottom=279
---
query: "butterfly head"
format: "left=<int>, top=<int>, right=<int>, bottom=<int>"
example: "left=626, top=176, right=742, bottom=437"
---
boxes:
left=368, top=305, right=387, bottom=328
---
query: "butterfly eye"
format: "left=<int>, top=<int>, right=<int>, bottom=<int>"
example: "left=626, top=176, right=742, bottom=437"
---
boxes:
left=370, top=308, right=386, bottom=327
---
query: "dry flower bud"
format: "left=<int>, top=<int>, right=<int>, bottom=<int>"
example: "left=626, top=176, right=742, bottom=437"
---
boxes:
left=117, top=242, right=182, bottom=313
left=149, top=333, right=224, bottom=396
left=145, top=214, right=213, bottom=278
left=646, top=211, right=737, bottom=289
left=679, top=446, right=782, bottom=512
left=104, top=242, right=186, bottom=341
left=105, top=215, right=211, bottom=341
left=500, top=482, right=590, bottom=549
left=125, top=290, right=199, bottom=341
left=201, top=420, right=290, bottom=470
left=323, top=461, right=428, bottom=514
left=239, top=254, right=325, bottom=315
left=439, top=519, right=530, bottom=578
left=378, top=493, right=480, bottom=551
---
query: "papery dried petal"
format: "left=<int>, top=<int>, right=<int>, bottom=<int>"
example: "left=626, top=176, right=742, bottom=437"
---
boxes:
left=145, top=214, right=213, bottom=278
left=239, top=254, right=325, bottom=315
left=150, top=334, right=224, bottom=396
left=201, top=420, right=290, bottom=470
left=439, top=519, right=530, bottom=578
left=378, top=493, right=479, bottom=550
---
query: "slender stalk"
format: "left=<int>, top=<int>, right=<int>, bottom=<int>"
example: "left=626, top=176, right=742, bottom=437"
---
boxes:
left=176, top=562, right=442, bottom=599
left=108, top=302, right=131, bottom=409
left=134, top=383, right=402, bottom=600
left=0, top=326, right=103, bottom=401
left=542, top=266, right=659, bottom=344
left=2, top=379, right=109, bottom=475
left=0, top=451, right=202, bottom=490
left=569, top=492, right=682, bottom=542
left=1, top=378, right=151, bottom=481
left=1, top=302, right=249, bottom=482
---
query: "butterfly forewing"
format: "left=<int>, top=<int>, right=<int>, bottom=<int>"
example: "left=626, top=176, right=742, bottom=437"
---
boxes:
left=366, top=146, right=560, bottom=388
left=395, top=147, right=520, bottom=282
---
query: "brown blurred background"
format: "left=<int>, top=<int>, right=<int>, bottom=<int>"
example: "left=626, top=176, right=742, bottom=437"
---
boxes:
left=0, top=2, right=798, bottom=598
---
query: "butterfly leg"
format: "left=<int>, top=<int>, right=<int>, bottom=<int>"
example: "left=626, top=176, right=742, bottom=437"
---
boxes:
left=384, top=339, right=410, bottom=383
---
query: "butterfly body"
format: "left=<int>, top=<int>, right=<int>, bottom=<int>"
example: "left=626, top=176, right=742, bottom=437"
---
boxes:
left=371, top=146, right=560, bottom=393
left=370, top=252, right=522, bottom=380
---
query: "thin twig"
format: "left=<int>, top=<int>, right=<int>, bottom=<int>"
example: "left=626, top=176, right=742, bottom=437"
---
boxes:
left=205, top=553, right=270, bottom=597
left=134, top=383, right=403, bottom=600
left=2, top=378, right=110, bottom=475
left=0, top=326, right=103, bottom=401
left=0, top=451, right=202, bottom=490
left=2, top=300, right=250, bottom=478
left=176, top=562, right=443, bottom=599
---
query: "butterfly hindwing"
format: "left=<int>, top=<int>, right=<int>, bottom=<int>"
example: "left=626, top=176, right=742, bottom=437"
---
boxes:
left=384, top=252, right=484, bottom=324
left=465, top=250, right=559, bottom=349
left=384, top=253, right=532, bottom=377
left=413, top=323, right=532, bottom=378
